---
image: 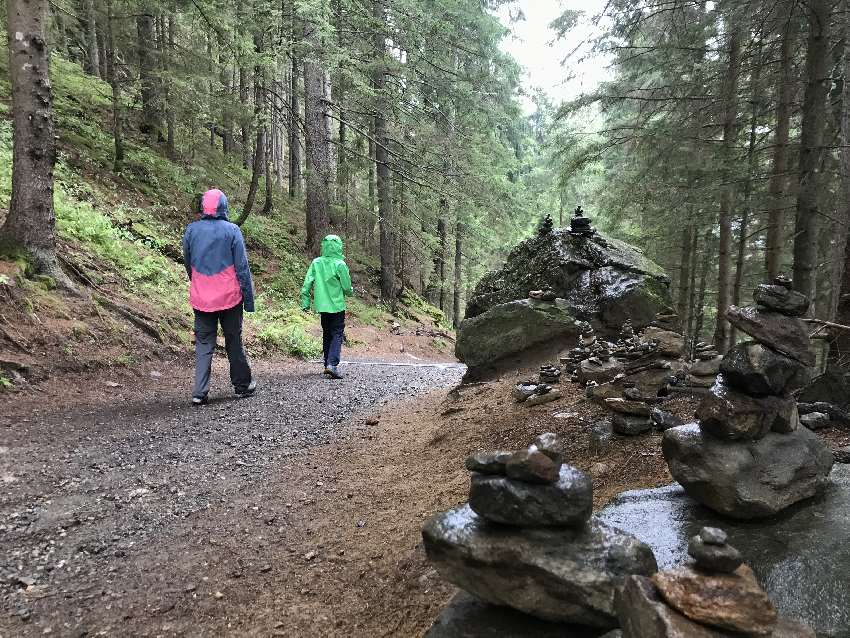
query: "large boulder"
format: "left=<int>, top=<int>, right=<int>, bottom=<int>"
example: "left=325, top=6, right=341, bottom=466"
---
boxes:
left=422, top=505, right=658, bottom=629
left=464, top=228, right=671, bottom=332
left=662, top=424, right=833, bottom=519
left=454, top=299, right=578, bottom=370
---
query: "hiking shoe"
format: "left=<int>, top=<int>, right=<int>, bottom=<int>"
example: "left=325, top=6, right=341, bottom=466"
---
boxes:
left=323, top=367, right=332, bottom=376
left=235, top=379, right=257, bottom=397
left=327, top=365, right=343, bottom=380
left=191, top=395, right=208, bottom=406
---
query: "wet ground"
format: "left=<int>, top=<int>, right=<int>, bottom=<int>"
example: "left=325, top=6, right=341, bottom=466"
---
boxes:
left=0, top=359, right=464, bottom=637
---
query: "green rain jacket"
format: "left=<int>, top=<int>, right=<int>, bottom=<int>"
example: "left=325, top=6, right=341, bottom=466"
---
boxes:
left=300, top=235, right=354, bottom=313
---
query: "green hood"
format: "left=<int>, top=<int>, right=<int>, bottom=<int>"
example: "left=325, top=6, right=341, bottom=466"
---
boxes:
left=321, top=235, right=344, bottom=260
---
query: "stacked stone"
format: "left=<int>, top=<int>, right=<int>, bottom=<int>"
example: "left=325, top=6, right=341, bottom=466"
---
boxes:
left=562, top=321, right=596, bottom=377
left=577, top=330, right=624, bottom=384
left=422, top=433, right=658, bottom=630
left=663, top=277, right=834, bottom=519
left=511, top=380, right=562, bottom=407
left=604, top=382, right=654, bottom=435
left=538, top=364, right=562, bottom=384
left=569, top=205, right=595, bottom=237
left=685, top=341, right=722, bottom=389
left=617, top=527, right=815, bottom=637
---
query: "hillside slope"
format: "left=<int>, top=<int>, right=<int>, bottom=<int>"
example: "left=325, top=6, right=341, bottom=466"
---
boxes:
left=0, top=50, right=452, bottom=391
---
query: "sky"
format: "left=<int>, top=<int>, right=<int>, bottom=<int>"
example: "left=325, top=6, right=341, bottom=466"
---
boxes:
left=495, top=0, right=612, bottom=112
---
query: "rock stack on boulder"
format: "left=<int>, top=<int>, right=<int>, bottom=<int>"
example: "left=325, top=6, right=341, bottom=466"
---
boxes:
left=617, top=526, right=815, bottom=637
left=569, top=205, right=596, bottom=237
left=422, top=434, right=659, bottom=630
left=663, top=278, right=833, bottom=519
left=684, top=342, right=723, bottom=389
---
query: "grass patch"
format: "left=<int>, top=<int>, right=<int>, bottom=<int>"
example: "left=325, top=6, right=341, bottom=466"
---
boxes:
left=252, top=295, right=322, bottom=359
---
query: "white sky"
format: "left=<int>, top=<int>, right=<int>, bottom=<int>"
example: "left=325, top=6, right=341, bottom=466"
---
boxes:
left=496, top=0, right=612, bottom=112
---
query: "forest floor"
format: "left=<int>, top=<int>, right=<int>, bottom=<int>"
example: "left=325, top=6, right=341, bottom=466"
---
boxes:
left=3, top=353, right=850, bottom=638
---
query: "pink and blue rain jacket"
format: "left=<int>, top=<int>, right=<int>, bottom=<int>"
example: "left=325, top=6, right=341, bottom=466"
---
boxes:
left=182, top=189, right=255, bottom=313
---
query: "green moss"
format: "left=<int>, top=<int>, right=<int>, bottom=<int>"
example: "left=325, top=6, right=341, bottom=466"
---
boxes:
left=251, top=296, right=322, bottom=358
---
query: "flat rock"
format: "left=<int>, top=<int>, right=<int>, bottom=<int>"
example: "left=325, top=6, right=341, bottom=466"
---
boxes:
left=469, top=464, right=592, bottom=527
left=524, top=389, right=563, bottom=407
left=642, top=327, right=684, bottom=357
left=505, top=449, right=560, bottom=483
left=425, top=592, right=606, bottom=638
left=753, top=283, right=810, bottom=316
left=650, top=408, right=685, bottom=431
left=617, top=576, right=813, bottom=638
left=599, top=466, right=850, bottom=637
left=512, top=383, right=539, bottom=402
left=695, top=381, right=798, bottom=440
left=605, top=398, right=651, bottom=417
left=586, top=381, right=624, bottom=404
left=800, top=411, right=830, bottom=430
left=662, top=423, right=833, bottom=518
left=689, top=356, right=721, bottom=377
left=579, top=358, right=625, bottom=384
left=719, top=341, right=810, bottom=396
left=653, top=565, right=776, bottom=635
left=724, top=306, right=814, bottom=366
left=687, top=535, right=742, bottom=573
left=612, top=413, right=652, bottom=436
left=465, top=451, right=512, bottom=475
left=422, top=505, right=658, bottom=628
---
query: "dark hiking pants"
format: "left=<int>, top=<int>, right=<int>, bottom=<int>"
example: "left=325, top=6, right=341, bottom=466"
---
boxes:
left=193, top=303, right=252, bottom=398
left=320, top=311, right=345, bottom=368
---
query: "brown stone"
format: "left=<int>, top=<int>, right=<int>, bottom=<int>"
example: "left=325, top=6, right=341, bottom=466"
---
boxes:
left=605, top=398, right=652, bottom=417
left=642, top=327, right=685, bottom=357
left=652, top=565, right=777, bottom=636
left=505, top=449, right=560, bottom=484
left=696, top=382, right=797, bottom=441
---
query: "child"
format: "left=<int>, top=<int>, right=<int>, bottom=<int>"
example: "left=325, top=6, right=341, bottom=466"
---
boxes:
left=300, top=235, right=354, bottom=379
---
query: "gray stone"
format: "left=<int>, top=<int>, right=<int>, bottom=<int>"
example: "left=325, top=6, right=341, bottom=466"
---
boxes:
left=719, top=341, right=810, bottom=396
left=422, top=505, right=658, bottom=628
left=695, top=381, right=798, bottom=440
left=424, top=592, right=606, bottom=638
left=586, top=381, right=624, bottom=404
left=687, top=536, right=742, bottom=573
left=605, top=398, right=651, bottom=417
left=799, top=371, right=850, bottom=411
left=504, top=449, right=560, bottom=484
left=464, top=228, right=671, bottom=335
left=512, top=383, right=539, bottom=403
left=465, top=451, right=512, bottom=475
left=532, top=432, right=564, bottom=464
left=612, top=413, right=652, bottom=436
left=798, top=400, right=850, bottom=424
left=642, top=327, right=684, bottom=357
left=724, top=306, right=814, bottom=366
left=601, top=474, right=849, bottom=638
left=589, top=419, right=614, bottom=455
left=579, top=358, right=626, bottom=384
left=753, top=283, right=810, bottom=317
left=800, top=411, right=830, bottom=430
left=698, top=527, right=727, bottom=545
left=835, top=446, right=850, bottom=464
left=651, top=408, right=685, bottom=432
left=662, top=423, right=834, bottom=519
left=689, top=356, right=721, bottom=377
left=455, top=299, right=578, bottom=370
left=524, top=389, right=563, bottom=407
left=469, top=465, right=592, bottom=527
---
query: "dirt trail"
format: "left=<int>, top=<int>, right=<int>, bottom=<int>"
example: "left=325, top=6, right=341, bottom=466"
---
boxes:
left=0, top=358, right=464, bottom=638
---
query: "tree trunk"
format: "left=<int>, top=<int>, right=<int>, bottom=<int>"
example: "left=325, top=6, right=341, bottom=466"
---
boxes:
left=288, top=49, right=302, bottom=198
left=262, top=125, right=274, bottom=215
left=373, top=0, right=394, bottom=301
left=2, top=0, right=67, bottom=283
left=106, top=0, right=123, bottom=172
left=236, top=48, right=265, bottom=227
left=84, top=0, right=100, bottom=77
left=437, top=215, right=447, bottom=312
left=765, top=7, right=795, bottom=279
left=164, top=12, right=175, bottom=158
left=136, top=5, right=162, bottom=140
left=693, top=228, right=715, bottom=352
left=676, top=223, right=693, bottom=337
left=793, top=0, right=831, bottom=301
left=453, top=221, right=463, bottom=327
left=303, top=13, right=332, bottom=254
left=712, top=19, right=742, bottom=354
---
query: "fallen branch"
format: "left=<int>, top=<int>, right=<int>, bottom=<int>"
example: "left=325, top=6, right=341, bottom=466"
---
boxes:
left=804, top=318, right=850, bottom=336
left=94, top=294, right=165, bottom=343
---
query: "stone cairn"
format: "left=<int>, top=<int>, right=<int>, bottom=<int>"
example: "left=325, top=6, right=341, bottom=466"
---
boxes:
left=569, top=205, right=596, bottom=237
left=512, top=363, right=564, bottom=408
left=683, top=341, right=722, bottom=389
left=422, top=433, right=658, bottom=630
left=617, top=526, right=815, bottom=637
left=663, top=277, right=834, bottom=519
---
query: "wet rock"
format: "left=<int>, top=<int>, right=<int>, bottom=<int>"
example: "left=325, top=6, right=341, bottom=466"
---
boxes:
left=641, top=327, right=684, bottom=358
left=687, top=535, right=742, bottom=574
left=524, top=389, right=562, bottom=407
left=579, top=358, right=625, bottom=384
left=698, top=527, right=726, bottom=545
left=689, top=357, right=721, bottom=377
left=662, top=424, right=834, bottom=519
left=469, top=465, right=592, bottom=527
left=753, top=283, right=810, bottom=317
left=651, top=408, right=684, bottom=432
left=589, top=419, right=614, bottom=455
left=613, top=414, right=652, bottom=436
left=696, top=382, right=798, bottom=440
left=505, top=449, right=560, bottom=484
left=464, top=451, right=512, bottom=475
left=455, top=299, right=578, bottom=370
left=724, top=306, right=814, bottom=366
left=599, top=465, right=850, bottom=637
left=531, top=432, right=564, bottom=464
left=422, top=505, right=658, bottom=628
left=719, top=341, right=810, bottom=396
left=798, top=400, right=850, bottom=424
left=605, top=398, right=651, bottom=417
left=653, top=565, right=776, bottom=635
left=684, top=374, right=715, bottom=389
left=800, top=411, right=830, bottom=430
left=512, top=382, right=538, bottom=403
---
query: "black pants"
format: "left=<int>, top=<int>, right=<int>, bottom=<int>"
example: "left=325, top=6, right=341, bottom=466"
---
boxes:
left=320, top=311, right=345, bottom=367
left=193, top=303, right=252, bottom=398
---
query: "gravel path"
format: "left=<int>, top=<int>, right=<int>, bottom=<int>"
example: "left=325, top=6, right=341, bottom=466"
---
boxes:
left=0, top=359, right=464, bottom=637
